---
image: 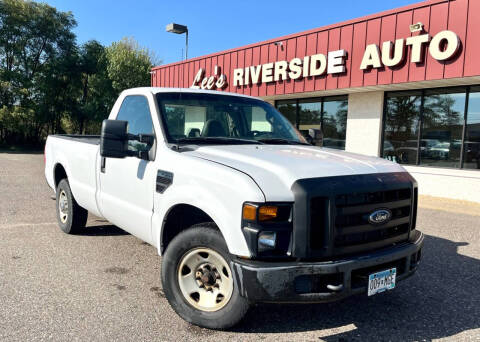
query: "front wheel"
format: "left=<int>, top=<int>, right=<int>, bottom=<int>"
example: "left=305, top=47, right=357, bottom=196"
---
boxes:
left=161, top=224, right=249, bottom=329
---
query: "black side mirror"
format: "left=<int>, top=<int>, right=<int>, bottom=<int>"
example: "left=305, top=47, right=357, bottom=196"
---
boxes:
left=100, top=120, right=129, bottom=158
left=309, top=128, right=323, bottom=147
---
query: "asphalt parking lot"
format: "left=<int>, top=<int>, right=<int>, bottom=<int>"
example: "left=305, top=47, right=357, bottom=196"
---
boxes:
left=1, top=152, right=479, bottom=341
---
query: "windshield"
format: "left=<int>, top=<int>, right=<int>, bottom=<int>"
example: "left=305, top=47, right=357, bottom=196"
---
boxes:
left=156, top=92, right=307, bottom=145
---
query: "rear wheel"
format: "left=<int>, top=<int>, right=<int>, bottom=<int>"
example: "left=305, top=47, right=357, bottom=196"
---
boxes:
left=56, top=179, right=88, bottom=234
left=161, top=225, right=249, bottom=329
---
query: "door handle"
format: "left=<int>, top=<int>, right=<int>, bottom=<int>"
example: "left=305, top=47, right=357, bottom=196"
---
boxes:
left=101, top=157, right=106, bottom=173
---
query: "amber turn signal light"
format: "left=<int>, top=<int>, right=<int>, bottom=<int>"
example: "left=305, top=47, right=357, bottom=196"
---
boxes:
left=258, top=206, right=278, bottom=221
left=242, top=204, right=257, bottom=221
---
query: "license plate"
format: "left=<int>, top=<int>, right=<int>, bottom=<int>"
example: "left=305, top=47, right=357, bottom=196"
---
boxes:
left=368, top=268, right=396, bottom=296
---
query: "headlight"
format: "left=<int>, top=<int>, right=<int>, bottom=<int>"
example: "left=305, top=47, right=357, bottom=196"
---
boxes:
left=258, top=206, right=278, bottom=221
left=241, top=202, right=293, bottom=258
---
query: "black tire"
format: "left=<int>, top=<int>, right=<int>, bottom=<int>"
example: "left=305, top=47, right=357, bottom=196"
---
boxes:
left=161, top=224, right=249, bottom=330
left=55, top=178, right=88, bottom=234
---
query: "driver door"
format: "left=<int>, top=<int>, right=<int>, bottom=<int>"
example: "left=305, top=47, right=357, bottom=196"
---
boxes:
left=99, top=95, right=156, bottom=243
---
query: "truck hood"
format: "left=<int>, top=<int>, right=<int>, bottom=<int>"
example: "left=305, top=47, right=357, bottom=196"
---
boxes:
left=186, top=145, right=406, bottom=201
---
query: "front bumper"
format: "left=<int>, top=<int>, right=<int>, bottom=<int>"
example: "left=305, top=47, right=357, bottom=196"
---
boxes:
left=231, top=230, right=423, bottom=303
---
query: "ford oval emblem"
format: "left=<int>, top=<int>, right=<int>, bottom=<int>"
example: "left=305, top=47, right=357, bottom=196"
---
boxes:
left=368, top=209, right=392, bottom=225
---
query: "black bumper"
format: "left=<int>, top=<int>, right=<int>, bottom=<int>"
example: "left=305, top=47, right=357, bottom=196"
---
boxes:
left=231, top=230, right=423, bottom=303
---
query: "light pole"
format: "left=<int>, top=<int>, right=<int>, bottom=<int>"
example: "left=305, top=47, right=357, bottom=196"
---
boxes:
left=166, top=23, right=188, bottom=60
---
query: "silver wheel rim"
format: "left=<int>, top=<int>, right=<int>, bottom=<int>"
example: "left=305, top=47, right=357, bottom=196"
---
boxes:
left=177, top=247, right=234, bottom=312
left=58, top=190, right=68, bottom=223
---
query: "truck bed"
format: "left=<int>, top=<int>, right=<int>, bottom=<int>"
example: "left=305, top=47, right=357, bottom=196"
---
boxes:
left=45, top=134, right=102, bottom=217
left=51, top=134, right=100, bottom=145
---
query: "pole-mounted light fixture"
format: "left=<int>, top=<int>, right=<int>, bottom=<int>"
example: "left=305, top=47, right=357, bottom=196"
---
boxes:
left=166, top=23, right=189, bottom=60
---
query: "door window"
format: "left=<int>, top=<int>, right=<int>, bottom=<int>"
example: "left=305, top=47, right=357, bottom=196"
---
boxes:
left=116, top=95, right=154, bottom=152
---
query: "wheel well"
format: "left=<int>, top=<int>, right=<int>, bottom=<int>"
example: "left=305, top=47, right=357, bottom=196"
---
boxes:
left=54, top=164, right=67, bottom=188
left=161, top=204, right=216, bottom=253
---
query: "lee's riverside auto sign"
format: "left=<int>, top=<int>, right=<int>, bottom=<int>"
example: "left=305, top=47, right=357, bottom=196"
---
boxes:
left=191, top=29, right=461, bottom=90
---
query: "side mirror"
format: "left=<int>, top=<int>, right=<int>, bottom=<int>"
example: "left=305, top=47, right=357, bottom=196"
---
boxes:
left=100, top=120, right=129, bottom=158
left=309, top=128, right=323, bottom=147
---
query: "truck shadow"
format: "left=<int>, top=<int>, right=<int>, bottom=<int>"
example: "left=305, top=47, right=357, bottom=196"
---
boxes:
left=79, top=224, right=129, bottom=236
left=233, top=234, right=480, bottom=341
left=0, top=149, right=43, bottom=154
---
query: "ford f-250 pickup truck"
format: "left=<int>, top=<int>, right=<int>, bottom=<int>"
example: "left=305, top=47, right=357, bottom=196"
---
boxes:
left=44, top=87, right=423, bottom=329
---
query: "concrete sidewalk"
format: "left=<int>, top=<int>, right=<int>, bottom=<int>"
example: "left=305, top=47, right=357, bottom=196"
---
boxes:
left=419, top=195, right=480, bottom=217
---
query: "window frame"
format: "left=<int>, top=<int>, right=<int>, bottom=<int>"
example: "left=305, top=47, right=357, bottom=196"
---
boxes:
left=381, top=85, right=479, bottom=171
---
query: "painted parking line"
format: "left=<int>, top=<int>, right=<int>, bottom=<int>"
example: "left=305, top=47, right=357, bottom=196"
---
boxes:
left=0, top=222, right=57, bottom=229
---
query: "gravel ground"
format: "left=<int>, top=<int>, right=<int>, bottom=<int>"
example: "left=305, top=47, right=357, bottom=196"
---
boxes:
left=0, top=152, right=479, bottom=341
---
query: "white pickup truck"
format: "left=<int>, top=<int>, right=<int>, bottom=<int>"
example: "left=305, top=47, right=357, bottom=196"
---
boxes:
left=44, top=87, right=423, bottom=329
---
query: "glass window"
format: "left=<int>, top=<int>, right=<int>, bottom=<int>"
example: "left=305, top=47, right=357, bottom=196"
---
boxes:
left=464, top=86, right=480, bottom=170
left=383, top=86, right=480, bottom=170
left=117, top=96, right=154, bottom=135
left=276, top=100, right=297, bottom=125
left=164, top=105, right=187, bottom=138
left=383, top=91, right=421, bottom=165
left=116, top=95, right=154, bottom=152
left=249, top=107, right=273, bottom=133
left=420, top=88, right=465, bottom=168
left=298, top=100, right=322, bottom=148
left=322, top=97, right=348, bottom=150
left=277, top=96, right=348, bottom=150
left=298, top=101, right=321, bottom=134
left=156, top=93, right=306, bottom=145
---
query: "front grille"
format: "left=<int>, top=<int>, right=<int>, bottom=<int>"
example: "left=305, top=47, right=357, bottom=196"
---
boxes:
left=293, top=172, right=417, bottom=259
left=310, top=197, right=327, bottom=250
left=310, top=188, right=412, bottom=257
left=334, top=188, right=411, bottom=250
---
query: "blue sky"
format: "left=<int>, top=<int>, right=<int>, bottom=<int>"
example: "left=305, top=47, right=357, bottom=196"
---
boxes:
left=39, top=0, right=420, bottom=66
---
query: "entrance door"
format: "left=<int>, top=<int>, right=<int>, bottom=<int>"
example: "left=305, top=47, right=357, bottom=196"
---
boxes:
left=99, top=95, right=156, bottom=243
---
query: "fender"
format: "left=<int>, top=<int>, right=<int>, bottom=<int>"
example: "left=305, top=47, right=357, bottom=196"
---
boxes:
left=52, top=157, right=71, bottom=190
left=151, top=149, right=266, bottom=258
left=153, top=180, right=264, bottom=258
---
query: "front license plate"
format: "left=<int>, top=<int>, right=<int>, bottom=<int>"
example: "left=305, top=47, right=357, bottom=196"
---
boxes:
left=368, top=268, right=396, bottom=296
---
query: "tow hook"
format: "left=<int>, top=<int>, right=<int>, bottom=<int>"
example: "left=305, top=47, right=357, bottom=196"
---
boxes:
left=327, top=284, right=344, bottom=292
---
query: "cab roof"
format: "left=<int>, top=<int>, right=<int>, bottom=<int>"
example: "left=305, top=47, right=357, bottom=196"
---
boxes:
left=121, top=87, right=260, bottom=100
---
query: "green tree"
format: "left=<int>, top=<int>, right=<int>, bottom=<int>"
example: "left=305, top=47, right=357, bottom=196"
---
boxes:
left=74, top=40, right=115, bottom=134
left=0, top=0, right=77, bottom=144
left=0, top=1, right=163, bottom=147
left=74, top=37, right=159, bottom=134
left=36, top=44, right=81, bottom=135
left=105, top=37, right=156, bottom=94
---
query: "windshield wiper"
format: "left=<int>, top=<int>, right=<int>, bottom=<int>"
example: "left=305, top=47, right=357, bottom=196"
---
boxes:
left=257, top=138, right=310, bottom=146
left=176, top=137, right=263, bottom=145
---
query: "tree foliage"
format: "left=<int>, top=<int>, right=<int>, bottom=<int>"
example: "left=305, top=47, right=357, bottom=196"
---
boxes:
left=0, top=0, right=160, bottom=147
left=105, top=37, right=153, bottom=94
